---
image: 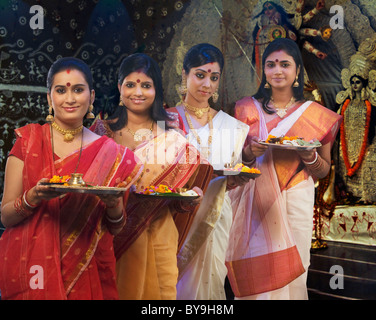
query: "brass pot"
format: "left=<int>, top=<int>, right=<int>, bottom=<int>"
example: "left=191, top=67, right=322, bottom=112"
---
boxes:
left=68, top=173, right=86, bottom=186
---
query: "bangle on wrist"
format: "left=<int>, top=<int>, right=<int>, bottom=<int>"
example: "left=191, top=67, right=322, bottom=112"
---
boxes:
left=105, top=209, right=126, bottom=229
left=15, top=194, right=34, bottom=219
left=23, top=190, right=38, bottom=209
left=303, top=151, right=318, bottom=165
left=106, top=212, right=124, bottom=223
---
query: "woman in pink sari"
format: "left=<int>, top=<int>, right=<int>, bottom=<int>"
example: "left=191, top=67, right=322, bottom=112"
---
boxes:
left=226, top=38, right=342, bottom=299
left=0, top=57, right=142, bottom=300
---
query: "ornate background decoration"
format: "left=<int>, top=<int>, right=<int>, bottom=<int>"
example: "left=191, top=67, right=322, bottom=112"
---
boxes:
left=1, top=1, right=376, bottom=241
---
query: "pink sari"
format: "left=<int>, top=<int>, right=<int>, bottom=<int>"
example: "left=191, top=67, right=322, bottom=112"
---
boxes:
left=0, top=123, right=142, bottom=299
left=226, top=97, right=341, bottom=297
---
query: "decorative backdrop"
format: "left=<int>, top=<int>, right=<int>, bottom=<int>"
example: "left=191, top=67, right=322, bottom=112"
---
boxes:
left=1, top=0, right=376, bottom=243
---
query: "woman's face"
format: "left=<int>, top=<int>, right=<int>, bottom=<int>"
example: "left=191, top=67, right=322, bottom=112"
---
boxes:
left=185, top=62, right=221, bottom=104
left=118, top=71, right=156, bottom=115
left=264, top=50, right=298, bottom=91
left=47, top=69, right=94, bottom=127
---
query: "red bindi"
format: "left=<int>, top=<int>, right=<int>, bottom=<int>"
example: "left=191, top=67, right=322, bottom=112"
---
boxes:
left=208, top=69, right=211, bottom=73
left=66, top=69, right=71, bottom=74
left=136, top=79, right=140, bottom=83
left=275, top=59, right=279, bottom=62
left=66, top=82, right=71, bottom=87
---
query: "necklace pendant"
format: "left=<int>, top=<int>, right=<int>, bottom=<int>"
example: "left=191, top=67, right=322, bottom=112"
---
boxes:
left=64, top=133, right=74, bottom=142
left=195, top=109, right=204, bottom=119
left=276, top=108, right=287, bottom=118
left=134, top=133, right=143, bottom=142
left=200, top=146, right=210, bottom=159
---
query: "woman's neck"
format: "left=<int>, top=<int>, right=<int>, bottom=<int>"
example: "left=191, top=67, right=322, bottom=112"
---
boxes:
left=184, top=96, right=209, bottom=109
left=270, top=89, right=294, bottom=105
left=126, top=112, right=152, bottom=129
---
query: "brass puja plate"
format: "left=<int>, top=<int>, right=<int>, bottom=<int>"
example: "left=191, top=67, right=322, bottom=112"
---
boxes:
left=133, top=192, right=199, bottom=201
left=41, top=183, right=128, bottom=195
left=258, top=141, right=322, bottom=151
left=213, top=170, right=261, bottom=178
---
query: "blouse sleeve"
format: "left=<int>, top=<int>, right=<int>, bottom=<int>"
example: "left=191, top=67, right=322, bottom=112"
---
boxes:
left=9, top=136, right=24, bottom=160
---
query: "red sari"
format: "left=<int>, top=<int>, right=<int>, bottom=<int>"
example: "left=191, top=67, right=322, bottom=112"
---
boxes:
left=0, top=123, right=142, bottom=300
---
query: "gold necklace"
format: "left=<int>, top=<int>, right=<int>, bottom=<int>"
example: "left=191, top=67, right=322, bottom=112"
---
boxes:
left=270, top=96, right=295, bottom=118
left=184, top=109, right=213, bottom=159
left=51, top=121, right=83, bottom=142
left=50, top=124, right=84, bottom=174
left=126, top=121, right=154, bottom=142
left=181, top=100, right=210, bottom=119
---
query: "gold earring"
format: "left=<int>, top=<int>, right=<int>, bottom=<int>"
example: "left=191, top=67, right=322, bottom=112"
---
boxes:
left=178, top=74, right=188, bottom=96
left=46, top=105, right=54, bottom=122
left=119, top=99, right=124, bottom=107
left=86, top=104, right=95, bottom=119
left=264, top=82, right=271, bottom=89
left=212, top=90, right=219, bottom=103
left=293, top=75, right=299, bottom=88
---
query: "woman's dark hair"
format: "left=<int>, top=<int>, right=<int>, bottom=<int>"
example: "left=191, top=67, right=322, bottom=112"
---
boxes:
left=108, top=53, right=173, bottom=131
left=47, top=57, right=93, bottom=92
left=183, top=43, right=224, bottom=74
left=254, top=38, right=305, bottom=113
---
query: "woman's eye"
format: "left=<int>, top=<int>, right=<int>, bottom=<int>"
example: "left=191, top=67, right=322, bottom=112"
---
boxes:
left=266, top=63, right=274, bottom=68
left=74, top=87, right=84, bottom=93
left=125, top=83, right=135, bottom=88
left=211, top=75, right=219, bottom=81
left=195, top=73, right=204, bottom=79
left=142, top=83, right=152, bottom=89
left=56, top=88, right=65, bottom=94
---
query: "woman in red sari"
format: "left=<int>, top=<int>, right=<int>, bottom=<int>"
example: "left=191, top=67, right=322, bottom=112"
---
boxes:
left=0, top=57, right=142, bottom=300
left=226, top=38, right=342, bottom=300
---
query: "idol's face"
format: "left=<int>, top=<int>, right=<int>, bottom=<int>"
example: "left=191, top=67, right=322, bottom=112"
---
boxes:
left=350, top=76, right=363, bottom=93
left=263, top=2, right=276, bottom=19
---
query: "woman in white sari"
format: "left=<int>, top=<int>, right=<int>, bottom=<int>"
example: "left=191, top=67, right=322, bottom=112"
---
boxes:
left=226, top=38, right=342, bottom=300
left=169, top=43, right=250, bottom=300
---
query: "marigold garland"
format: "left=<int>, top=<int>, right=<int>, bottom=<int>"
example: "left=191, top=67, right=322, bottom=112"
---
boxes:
left=340, top=99, right=371, bottom=177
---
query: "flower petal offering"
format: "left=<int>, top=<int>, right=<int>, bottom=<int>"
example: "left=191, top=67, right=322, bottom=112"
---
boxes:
left=260, top=135, right=321, bottom=150
left=214, top=163, right=261, bottom=178
left=136, top=184, right=199, bottom=200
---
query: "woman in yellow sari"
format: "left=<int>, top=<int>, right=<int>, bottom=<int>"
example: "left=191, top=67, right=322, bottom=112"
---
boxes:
left=91, top=53, right=211, bottom=299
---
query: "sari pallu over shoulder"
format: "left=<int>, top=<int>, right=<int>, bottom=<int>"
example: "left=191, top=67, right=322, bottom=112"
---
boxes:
left=226, top=97, right=341, bottom=297
left=90, top=120, right=212, bottom=258
left=0, top=124, right=142, bottom=299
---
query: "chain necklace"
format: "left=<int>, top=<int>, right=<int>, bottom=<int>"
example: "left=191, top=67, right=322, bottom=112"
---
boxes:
left=181, top=100, right=210, bottom=119
left=126, top=121, right=154, bottom=142
left=270, top=96, right=295, bottom=118
left=51, top=121, right=83, bottom=142
left=184, top=108, right=213, bottom=159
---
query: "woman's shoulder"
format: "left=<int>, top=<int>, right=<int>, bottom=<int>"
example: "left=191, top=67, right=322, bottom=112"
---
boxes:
left=14, top=123, right=48, bottom=138
left=89, top=118, right=115, bottom=138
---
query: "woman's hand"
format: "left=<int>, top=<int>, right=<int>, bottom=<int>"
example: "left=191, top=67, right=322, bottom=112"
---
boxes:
left=31, top=178, right=65, bottom=204
left=296, top=148, right=317, bottom=163
left=226, top=174, right=251, bottom=190
left=243, top=136, right=268, bottom=162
